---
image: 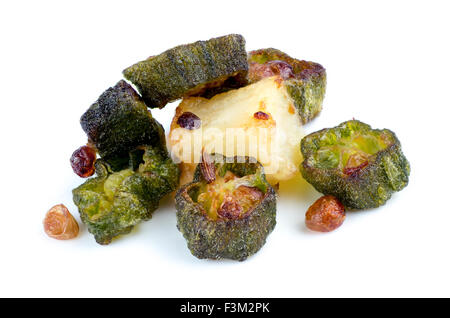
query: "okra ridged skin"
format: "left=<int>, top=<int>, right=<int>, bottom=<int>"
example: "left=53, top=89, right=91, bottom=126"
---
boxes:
left=72, top=146, right=179, bottom=245
left=300, top=120, right=410, bottom=209
left=123, top=34, right=248, bottom=108
left=80, top=80, right=164, bottom=159
left=175, top=156, right=277, bottom=261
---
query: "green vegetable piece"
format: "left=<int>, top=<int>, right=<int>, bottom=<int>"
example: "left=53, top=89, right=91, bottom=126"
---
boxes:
left=175, top=155, right=276, bottom=261
left=73, top=146, right=179, bottom=244
left=248, top=48, right=326, bottom=124
left=300, top=120, right=410, bottom=209
left=136, top=146, right=180, bottom=199
left=80, top=80, right=165, bottom=159
left=123, top=34, right=249, bottom=108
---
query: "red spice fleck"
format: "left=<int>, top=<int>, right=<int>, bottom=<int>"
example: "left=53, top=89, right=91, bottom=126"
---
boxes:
left=254, top=111, right=270, bottom=120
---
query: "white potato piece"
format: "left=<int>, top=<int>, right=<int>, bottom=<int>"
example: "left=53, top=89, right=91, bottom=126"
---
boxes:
left=168, top=76, right=304, bottom=185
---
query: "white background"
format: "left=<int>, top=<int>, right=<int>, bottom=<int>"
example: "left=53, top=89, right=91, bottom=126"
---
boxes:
left=1, top=0, right=449, bottom=297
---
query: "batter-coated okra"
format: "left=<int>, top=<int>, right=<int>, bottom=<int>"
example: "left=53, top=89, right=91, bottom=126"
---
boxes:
left=300, top=120, right=410, bottom=209
left=175, top=154, right=276, bottom=261
left=80, top=80, right=165, bottom=160
left=123, top=34, right=248, bottom=108
left=72, top=146, right=179, bottom=245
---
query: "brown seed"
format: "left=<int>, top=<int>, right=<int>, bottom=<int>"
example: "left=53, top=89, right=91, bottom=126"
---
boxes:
left=43, top=204, right=79, bottom=240
left=235, top=185, right=264, bottom=203
left=200, top=151, right=216, bottom=183
left=70, top=145, right=97, bottom=178
left=177, top=112, right=201, bottom=130
left=217, top=197, right=243, bottom=220
left=344, top=153, right=369, bottom=176
left=217, top=186, right=264, bottom=220
left=305, top=195, right=345, bottom=232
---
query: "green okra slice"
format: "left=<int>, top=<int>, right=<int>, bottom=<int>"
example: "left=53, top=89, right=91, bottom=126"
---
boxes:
left=175, top=154, right=276, bottom=261
left=80, top=80, right=164, bottom=159
left=300, top=120, right=410, bottom=209
left=123, top=34, right=248, bottom=108
left=73, top=146, right=179, bottom=245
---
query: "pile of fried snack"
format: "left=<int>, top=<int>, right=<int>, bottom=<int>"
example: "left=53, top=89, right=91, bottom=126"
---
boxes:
left=43, top=34, right=410, bottom=261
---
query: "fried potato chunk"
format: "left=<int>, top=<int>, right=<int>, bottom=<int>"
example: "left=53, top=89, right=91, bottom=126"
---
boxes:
left=169, top=76, right=305, bottom=184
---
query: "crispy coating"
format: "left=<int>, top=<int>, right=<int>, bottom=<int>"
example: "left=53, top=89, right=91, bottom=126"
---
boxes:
left=73, top=146, right=179, bottom=244
left=80, top=80, right=164, bottom=159
left=248, top=48, right=326, bottom=124
left=123, top=34, right=249, bottom=108
left=300, top=120, right=410, bottom=209
left=175, top=155, right=276, bottom=261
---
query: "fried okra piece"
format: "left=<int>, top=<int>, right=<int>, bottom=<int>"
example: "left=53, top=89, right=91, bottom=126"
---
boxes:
left=72, top=146, right=179, bottom=245
left=175, top=154, right=276, bottom=261
left=300, top=120, right=410, bottom=209
left=123, top=34, right=248, bottom=108
left=80, top=80, right=165, bottom=159
left=248, top=48, right=326, bottom=124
